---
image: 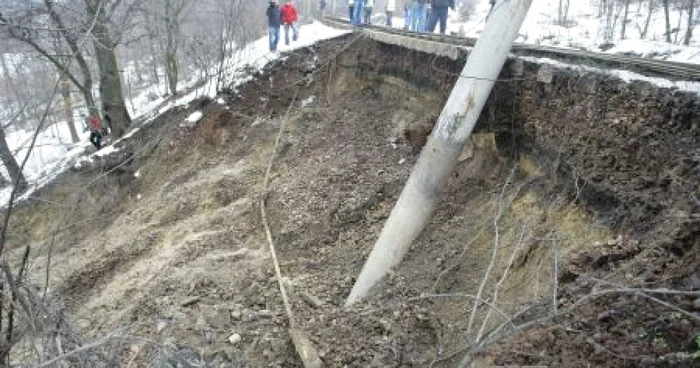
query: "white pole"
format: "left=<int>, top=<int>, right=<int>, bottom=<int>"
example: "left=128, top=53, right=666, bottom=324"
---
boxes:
left=345, top=0, right=533, bottom=306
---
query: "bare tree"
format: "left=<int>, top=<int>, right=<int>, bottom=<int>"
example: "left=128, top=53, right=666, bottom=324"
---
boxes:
left=83, top=0, right=132, bottom=138
left=663, top=0, right=673, bottom=42
left=642, top=0, right=656, bottom=38
left=59, top=74, right=80, bottom=143
left=558, top=0, right=570, bottom=26
left=164, top=0, right=186, bottom=96
left=621, top=0, right=631, bottom=39
left=0, top=126, right=27, bottom=194
left=0, top=3, right=97, bottom=115
left=685, top=0, right=695, bottom=44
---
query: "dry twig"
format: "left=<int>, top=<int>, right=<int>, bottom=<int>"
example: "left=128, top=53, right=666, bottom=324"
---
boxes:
left=466, top=164, right=517, bottom=342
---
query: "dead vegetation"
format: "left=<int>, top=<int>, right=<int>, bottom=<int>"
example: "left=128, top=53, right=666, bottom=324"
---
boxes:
left=0, top=36, right=697, bottom=367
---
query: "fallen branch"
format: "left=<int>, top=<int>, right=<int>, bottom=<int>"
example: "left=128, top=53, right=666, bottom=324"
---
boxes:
left=476, top=221, right=528, bottom=341
left=457, top=285, right=699, bottom=367
left=466, top=164, right=517, bottom=342
left=259, top=90, right=323, bottom=368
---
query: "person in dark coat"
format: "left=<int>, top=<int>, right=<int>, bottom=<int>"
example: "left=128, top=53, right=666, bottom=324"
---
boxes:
left=266, top=0, right=281, bottom=52
left=428, top=0, right=454, bottom=34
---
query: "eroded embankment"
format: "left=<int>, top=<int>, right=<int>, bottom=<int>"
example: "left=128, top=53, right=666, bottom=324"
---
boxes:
left=5, top=35, right=699, bottom=367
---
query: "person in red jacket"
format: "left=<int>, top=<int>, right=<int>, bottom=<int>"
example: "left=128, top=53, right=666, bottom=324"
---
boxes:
left=280, top=0, right=299, bottom=46
left=86, top=112, right=103, bottom=150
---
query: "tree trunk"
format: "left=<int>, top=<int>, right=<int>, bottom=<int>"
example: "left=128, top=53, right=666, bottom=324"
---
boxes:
left=85, top=0, right=131, bottom=138
left=604, top=0, right=615, bottom=42
left=686, top=0, right=696, bottom=45
left=0, top=128, right=27, bottom=194
left=59, top=75, right=80, bottom=143
left=141, top=9, right=162, bottom=89
left=558, top=0, right=563, bottom=25
left=345, top=0, right=534, bottom=306
left=642, top=0, right=655, bottom=39
left=663, top=0, right=672, bottom=42
left=164, top=0, right=180, bottom=96
left=675, top=3, right=683, bottom=43
left=0, top=54, right=30, bottom=130
left=621, top=0, right=631, bottom=39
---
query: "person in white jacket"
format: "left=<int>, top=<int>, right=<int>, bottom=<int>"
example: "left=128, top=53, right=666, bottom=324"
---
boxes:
left=386, top=0, right=396, bottom=26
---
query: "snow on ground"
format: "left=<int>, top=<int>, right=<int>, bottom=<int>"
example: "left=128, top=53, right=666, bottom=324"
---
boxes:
left=373, top=0, right=700, bottom=64
left=521, top=55, right=700, bottom=94
left=0, top=21, right=349, bottom=207
left=181, top=111, right=204, bottom=128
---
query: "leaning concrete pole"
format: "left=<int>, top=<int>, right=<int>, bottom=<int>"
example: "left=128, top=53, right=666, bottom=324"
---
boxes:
left=346, top=0, right=533, bottom=306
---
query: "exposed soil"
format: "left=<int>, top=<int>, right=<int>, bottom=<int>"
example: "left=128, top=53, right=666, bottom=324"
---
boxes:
left=5, top=35, right=699, bottom=367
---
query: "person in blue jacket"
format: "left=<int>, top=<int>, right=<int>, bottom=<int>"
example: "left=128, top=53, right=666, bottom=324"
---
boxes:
left=352, top=0, right=366, bottom=26
left=266, top=0, right=281, bottom=52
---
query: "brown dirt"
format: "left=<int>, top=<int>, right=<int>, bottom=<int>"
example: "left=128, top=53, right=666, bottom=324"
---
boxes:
left=5, top=35, right=699, bottom=367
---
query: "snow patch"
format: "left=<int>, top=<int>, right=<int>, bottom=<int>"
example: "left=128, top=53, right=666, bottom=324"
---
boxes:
left=181, top=111, right=204, bottom=128
left=301, top=96, right=316, bottom=108
left=520, top=56, right=700, bottom=94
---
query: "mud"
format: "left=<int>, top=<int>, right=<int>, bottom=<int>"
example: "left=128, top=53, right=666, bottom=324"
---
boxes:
left=5, top=35, right=699, bottom=367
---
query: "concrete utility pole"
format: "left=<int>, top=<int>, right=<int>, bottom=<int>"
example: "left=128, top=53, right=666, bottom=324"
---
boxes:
left=345, top=0, right=533, bottom=306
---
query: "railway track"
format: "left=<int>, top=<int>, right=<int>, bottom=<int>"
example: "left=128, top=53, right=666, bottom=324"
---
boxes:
left=322, top=16, right=700, bottom=81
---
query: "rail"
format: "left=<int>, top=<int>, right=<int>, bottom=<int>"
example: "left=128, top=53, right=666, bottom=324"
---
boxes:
left=322, top=16, right=700, bottom=81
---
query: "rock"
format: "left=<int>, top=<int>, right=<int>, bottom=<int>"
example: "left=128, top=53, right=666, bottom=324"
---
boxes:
left=301, top=291, right=324, bottom=309
left=181, top=296, right=201, bottom=307
left=258, top=309, right=275, bottom=319
left=300, top=60, right=316, bottom=74
left=510, top=58, right=524, bottom=76
left=269, top=337, right=287, bottom=353
left=289, top=328, right=323, bottom=368
left=379, top=319, right=393, bottom=333
left=537, top=65, right=554, bottom=84
left=77, top=319, right=92, bottom=330
left=201, top=305, right=231, bottom=328
left=156, top=320, right=168, bottom=333
left=693, top=298, right=700, bottom=311
left=228, top=333, right=242, bottom=345
left=231, top=309, right=242, bottom=320
left=196, top=314, right=208, bottom=331
left=597, top=310, right=615, bottom=322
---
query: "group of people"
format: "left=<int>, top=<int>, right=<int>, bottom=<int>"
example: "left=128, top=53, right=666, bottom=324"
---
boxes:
left=266, top=0, right=300, bottom=52
left=348, top=0, right=378, bottom=26
left=266, top=0, right=460, bottom=53
left=348, top=0, right=455, bottom=35
left=403, top=0, right=455, bottom=34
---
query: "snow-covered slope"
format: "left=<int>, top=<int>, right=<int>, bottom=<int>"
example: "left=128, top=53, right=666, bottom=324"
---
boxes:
left=0, top=21, right=349, bottom=207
